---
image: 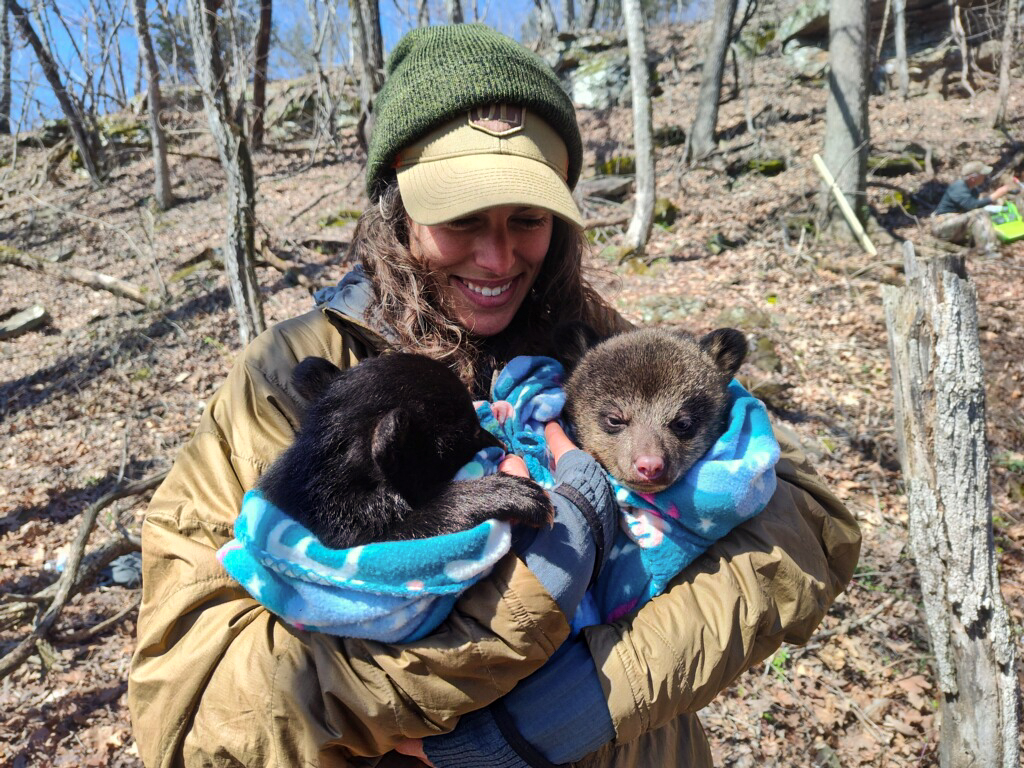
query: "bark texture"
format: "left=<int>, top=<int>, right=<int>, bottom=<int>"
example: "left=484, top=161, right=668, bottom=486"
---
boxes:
left=130, top=0, right=174, bottom=209
left=350, top=0, right=384, bottom=150
left=579, top=0, right=597, bottom=29
left=992, top=0, right=1017, bottom=128
left=687, top=0, right=737, bottom=161
left=185, top=0, right=265, bottom=345
left=444, top=0, right=463, bottom=23
left=820, top=0, right=869, bottom=230
left=882, top=242, right=1019, bottom=768
left=7, top=0, right=102, bottom=181
left=250, top=0, right=272, bottom=149
left=622, top=0, right=654, bottom=253
left=893, top=0, right=909, bottom=99
left=0, top=0, right=11, bottom=134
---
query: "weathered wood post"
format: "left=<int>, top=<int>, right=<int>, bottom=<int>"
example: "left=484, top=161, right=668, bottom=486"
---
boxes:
left=882, top=242, right=1019, bottom=768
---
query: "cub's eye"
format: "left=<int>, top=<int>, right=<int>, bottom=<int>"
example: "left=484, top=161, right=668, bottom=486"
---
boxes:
left=671, top=415, right=696, bottom=436
left=601, top=413, right=627, bottom=433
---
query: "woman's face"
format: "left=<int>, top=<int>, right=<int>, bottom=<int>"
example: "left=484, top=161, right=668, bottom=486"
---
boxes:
left=408, top=206, right=554, bottom=337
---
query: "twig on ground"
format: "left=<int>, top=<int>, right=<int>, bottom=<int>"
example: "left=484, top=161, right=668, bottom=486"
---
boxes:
left=0, top=471, right=165, bottom=680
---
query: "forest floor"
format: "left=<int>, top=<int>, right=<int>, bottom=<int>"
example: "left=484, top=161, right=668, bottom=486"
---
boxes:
left=2, top=19, right=1023, bottom=768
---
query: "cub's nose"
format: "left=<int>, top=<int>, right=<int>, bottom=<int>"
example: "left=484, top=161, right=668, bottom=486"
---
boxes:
left=633, top=455, right=665, bottom=482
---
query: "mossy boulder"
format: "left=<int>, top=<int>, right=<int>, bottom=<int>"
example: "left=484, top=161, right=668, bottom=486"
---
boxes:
left=654, top=198, right=680, bottom=227
left=319, top=209, right=362, bottom=228
left=595, top=156, right=635, bottom=176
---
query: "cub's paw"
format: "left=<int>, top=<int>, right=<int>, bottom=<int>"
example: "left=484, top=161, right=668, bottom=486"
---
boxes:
left=487, top=475, right=554, bottom=528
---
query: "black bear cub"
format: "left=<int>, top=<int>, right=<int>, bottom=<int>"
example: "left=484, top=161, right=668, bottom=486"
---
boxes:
left=258, top=353, right=553, bottom=549
left=556, top=324, right=748, bottom=494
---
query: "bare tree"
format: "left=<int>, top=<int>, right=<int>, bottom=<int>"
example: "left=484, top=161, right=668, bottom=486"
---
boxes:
left=7, top=0, right=104, bottom=182
left=186, top=0, right=265, bottom=344
left=131, top=0, right=174, bottom=208
left=579, top=0, right=597, bottom=29
left=444, top=0, right=463, bottom=23
left=350, top=0, right=383, bottom=150
left=883, top=244, right=1020, bottom=768
left=306, top=0, right=338, bottom=143
left=622, top=0, right=654, bottom=253
left=893, top=0, right=909, bottom=99
left=250, top=0, right=272, bottom=149
left=564, top=0, right=574, bottom=30
left=1, top=0, right=12, bottom=134
left=417, top=0, right=428, bottom=26
left=992, top=0, right=1017, bottom=128
left=533, top=0, right=558, bottom=39
left=950, top=0, right=974, bottom=96
left=819, top=0, right=870, bottom=233
left=686, top=0, right=737, bottom=162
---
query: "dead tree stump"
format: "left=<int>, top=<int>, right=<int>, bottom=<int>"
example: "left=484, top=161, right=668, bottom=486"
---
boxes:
left=882, top=241, right=1019, bottom=768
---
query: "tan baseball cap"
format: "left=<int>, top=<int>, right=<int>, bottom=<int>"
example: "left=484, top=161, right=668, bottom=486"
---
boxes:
left=962, top=160, right=993, bottom=178
left=394, top=105, right=583, bottom=229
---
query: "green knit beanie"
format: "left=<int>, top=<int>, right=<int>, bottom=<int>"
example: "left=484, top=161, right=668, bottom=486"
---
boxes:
left=366, top=23, right=582, bottom=200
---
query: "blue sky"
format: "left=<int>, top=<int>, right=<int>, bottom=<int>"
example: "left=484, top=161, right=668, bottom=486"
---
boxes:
left=6, top=0, right=709, bottom=129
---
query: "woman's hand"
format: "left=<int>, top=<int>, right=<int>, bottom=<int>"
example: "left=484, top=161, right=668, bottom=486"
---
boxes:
left=498, top=421, right=578, bottom=478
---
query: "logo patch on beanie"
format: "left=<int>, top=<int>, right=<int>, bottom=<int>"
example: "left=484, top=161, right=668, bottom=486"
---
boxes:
left=468, top=105, right=524, bottom=137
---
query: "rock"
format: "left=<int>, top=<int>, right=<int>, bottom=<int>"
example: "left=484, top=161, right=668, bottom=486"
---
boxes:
left=0, top=305, right=51, bottom=340
left=569, top=48, right=632, bottom=109
left=577, top=175, right=633, bottom=202
left=653, top=125, right=687, bottom=147
left=714, top=306, right=772, bottom=330
left=595, top=156, right=636, bottom=176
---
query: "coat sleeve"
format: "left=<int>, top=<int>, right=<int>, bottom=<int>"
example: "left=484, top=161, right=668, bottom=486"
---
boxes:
left=581, top=426, right=861, bottom=743
left=127, top=316, right=570, bottom=768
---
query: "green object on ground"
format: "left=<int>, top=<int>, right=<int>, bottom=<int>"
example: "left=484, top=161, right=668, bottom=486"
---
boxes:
left=990, top=201, right=1024, bottom=243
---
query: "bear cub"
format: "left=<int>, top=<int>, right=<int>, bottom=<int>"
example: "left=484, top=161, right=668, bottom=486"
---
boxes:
left=258, top=353, right=553, bottom=549
left=557, top=325, right=748, bottom=494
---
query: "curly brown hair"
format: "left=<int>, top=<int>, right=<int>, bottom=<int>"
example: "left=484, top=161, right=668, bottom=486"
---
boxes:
left=351, top=182, right=615, bottom=395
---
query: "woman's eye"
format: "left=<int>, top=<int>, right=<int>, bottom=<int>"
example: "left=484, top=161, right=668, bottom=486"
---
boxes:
left=513, top=213, right=551, bottom=229
left=444, top=216, right=479, bottom=232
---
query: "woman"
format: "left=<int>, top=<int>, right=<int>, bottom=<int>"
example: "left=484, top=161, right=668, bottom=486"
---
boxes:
left=127, top=23, right=860, bottom=768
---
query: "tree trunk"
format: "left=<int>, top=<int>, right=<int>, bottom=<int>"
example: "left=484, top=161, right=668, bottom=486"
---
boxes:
left=893, top=0, right=909, bottom=99
left=819, top=0, right=869, bottom=232
left=686, top=0, right=737, bottom=162
left=992, top=0, right=1017, bottom=128
left=417, top=0, right=428, bottom=26
left=185, top=0, right=265, bottom=345
left=622, top=0, right=654, bottom=254
left=882, top=243, right=1020, bottom=768
left=950, top=1, right=974, bottom=96
left=579, top=0, right=597, bottom=29
left=533, top=0, right=558, bottom=40
left=130, top=0, right=174, bottom=209
left=7, top=0, right=103, bottom=182
left=0, top=0, right=11, bottom=134
left=250, top=0, right=272, bottom=149
left=350, top=0, right=384, bottom=150
left=564, top=0, right=574, bottom=30
left=444, top=0, right=463, bottom=23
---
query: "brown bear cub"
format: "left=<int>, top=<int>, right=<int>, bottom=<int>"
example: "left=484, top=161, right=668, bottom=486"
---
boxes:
left=557, top=325, right=748, bottom=494
left=258, top=354, right=553, bottom=550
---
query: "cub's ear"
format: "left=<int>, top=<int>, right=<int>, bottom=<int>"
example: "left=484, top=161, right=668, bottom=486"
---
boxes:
left=699, top=328, right=747, bottom=379
left=292, top=357, right=345, bottom=403
left=552, top=321, right=604, bottom=373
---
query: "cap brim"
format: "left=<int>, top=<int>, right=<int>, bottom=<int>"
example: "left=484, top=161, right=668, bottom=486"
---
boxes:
left=398, top=154, right=583, bottom=229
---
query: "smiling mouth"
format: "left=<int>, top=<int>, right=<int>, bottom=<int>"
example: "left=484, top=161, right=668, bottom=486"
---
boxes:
left=459, top=278, right=515, bottom=298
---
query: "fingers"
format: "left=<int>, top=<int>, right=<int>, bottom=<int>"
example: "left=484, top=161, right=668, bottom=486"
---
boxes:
left=545, top=421, right=579, bottom=466
left=499, top=454, right=530, bottom=478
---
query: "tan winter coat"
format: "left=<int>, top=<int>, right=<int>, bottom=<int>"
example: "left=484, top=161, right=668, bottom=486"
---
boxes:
left=127, top=305, right=861, bottom=768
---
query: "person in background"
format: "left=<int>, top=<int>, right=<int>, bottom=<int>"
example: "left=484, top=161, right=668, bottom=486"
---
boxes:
left=128, top=23, right=861, bottom=768
left=931, top=159, right=1015, bottom=256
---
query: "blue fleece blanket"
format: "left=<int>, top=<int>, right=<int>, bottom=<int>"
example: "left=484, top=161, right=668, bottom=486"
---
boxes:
left=218, top=484, right=512, bottom=642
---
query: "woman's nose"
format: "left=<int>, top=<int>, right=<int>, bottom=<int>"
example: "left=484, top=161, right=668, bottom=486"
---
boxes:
left=474, top=226, right=515, bottom=274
